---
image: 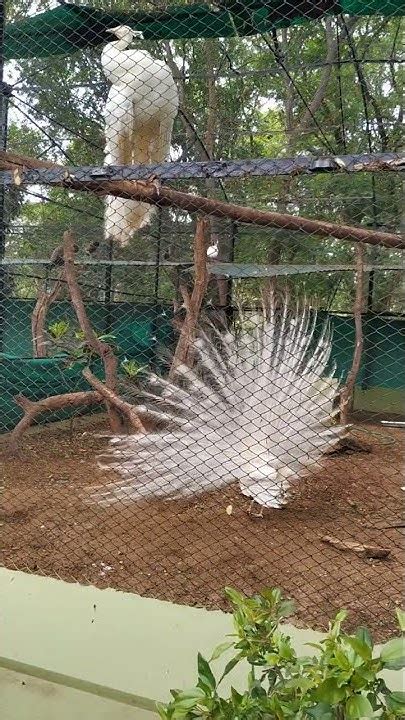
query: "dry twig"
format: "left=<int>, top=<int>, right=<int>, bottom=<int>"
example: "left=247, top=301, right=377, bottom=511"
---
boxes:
left=62, top=230, right=125, bottom=433
left=82, top=368, right=145, bottom=433
left=322, top=535, right=390, bottom=559
left=31, top=268, right=65, bottom=358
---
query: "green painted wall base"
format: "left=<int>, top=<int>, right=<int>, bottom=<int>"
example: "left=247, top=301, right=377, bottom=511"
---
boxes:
left=354, top=386, right=405, bottom=416
left=0, top=666, right=156, bottom=720
left=0, top=569, right=403, bottom=719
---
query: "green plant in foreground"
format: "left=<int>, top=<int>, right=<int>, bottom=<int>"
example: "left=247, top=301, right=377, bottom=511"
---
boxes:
left=158, top=589, right=405, bottom=719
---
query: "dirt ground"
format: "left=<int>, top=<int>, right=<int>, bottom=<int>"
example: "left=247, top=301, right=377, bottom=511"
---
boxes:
left=0, top=415, right=403, bottom=641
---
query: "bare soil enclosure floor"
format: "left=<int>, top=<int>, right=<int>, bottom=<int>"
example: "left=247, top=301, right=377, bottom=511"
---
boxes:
left=1, top=416, right=404, bottom=641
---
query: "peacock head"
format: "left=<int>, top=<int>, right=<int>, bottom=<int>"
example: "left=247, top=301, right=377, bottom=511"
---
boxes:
left=106, top=25, right=144, bottom=44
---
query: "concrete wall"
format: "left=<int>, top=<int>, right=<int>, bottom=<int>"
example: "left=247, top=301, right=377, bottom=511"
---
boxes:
left=0, top=569, right=402, bottom=719
left=0, top=667, right=156, bottom=720
left=354, top=386, right=405, bottom=416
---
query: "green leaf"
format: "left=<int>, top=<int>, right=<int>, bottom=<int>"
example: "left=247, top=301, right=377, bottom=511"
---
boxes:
left=176, top=688, right=207, bottom=701
left=224, top=587, right=246, bottom=608
left=380, top=636, right=405, bottom=670
left=395, top=608, right=405, bottom=632
left=346, top=636, right=372, bottom=662
left=210, top=640, right=234, bottom=662
left=306, top=703, right=335, bottom=719
left=315, top=678, right=346, bottom=704
left=230, top=686, right=243, bottom=707
left=156, top=701, right=168, bottom=719
left=385, top=690, right=405, bottom=714
left=197, top=653, right=216, bottom=693
left=335, top=609, right=349, bottom=623
left=329, top=610, right=348, bottom=639
left=218, top=652, right=244, bottom=684
left=334, top=645, right=353, bottom=670
left=345, top=694, right=374, bottom=718
left=356, top=627, right=373, bottom=650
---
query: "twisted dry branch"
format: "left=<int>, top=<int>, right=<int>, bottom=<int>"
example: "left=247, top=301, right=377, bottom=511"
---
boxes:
left=8, top=391, right=101, bottom=454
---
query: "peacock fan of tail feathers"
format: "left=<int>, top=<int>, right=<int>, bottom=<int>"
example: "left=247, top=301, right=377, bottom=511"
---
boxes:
left=88, top=301, right=347, bottom=510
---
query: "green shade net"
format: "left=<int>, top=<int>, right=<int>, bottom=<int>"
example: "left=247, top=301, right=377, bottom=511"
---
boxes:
left=5, top=0, right=405, bottom=60
left=1, top=301, right=404, bottom=432
left=0, top=300, right=175, bottom=431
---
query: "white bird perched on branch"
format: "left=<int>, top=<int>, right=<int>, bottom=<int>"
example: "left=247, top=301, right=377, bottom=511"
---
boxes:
left=101, top=26, right=178, bottom=245
left=90, top=302, right=346, bottom=511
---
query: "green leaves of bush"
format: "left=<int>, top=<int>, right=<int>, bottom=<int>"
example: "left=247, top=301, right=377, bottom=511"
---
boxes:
left=158, top=588, right=405, bottom=719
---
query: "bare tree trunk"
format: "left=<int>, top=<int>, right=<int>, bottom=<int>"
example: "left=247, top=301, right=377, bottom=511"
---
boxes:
left=263, top=29, right=294, bottom=308
left=32, top=269, right=65, bottom=358
left=289, top=18, right=358, bottom=141
left=62, top=230, right=125, bottom=434
left=340, top=245, right=365, bottom=424
left=169, top=218, right=210, bottom=377
left=203, top=42, right=229, bottom=309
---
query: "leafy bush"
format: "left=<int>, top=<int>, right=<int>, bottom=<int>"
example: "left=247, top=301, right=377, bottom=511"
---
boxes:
left=158, top=588, right=405, bottom=719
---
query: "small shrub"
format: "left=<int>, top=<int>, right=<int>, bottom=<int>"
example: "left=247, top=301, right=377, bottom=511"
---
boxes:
left=120, top=358, right=147, bottom=379
left=48, top=319, right=70, bottom=340
left=158, top=588, right=405, bottom=719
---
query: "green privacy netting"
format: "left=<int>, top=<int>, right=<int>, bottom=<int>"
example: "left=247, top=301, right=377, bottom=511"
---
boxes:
left=0, top=301, right=404, bottom=432
left=4, top=0, right=405, bottom=60
left=0, top=300, right=175, bottom=431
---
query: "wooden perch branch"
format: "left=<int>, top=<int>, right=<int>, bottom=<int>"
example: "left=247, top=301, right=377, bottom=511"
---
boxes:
left=8, top=391, right=101, bottom=453
left=32, top=268, right=65, bottom=358
left=82, top=368, right=145, bottom=433
left=169, top=218, right=210, bottom=378
left=1, top=150, right=404, bottom=249
left=62, top=229, right=125, bottom=434
left=8, top=231, right=146, bottom=448
left=340, top=245, right=365, bottom=425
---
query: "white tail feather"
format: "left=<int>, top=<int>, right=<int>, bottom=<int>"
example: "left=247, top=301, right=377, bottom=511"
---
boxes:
left=88, top=303, right=346, bottom=509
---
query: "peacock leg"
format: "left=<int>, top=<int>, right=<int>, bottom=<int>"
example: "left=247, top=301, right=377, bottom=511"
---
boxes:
left=247, top=500, right=264, bottom=518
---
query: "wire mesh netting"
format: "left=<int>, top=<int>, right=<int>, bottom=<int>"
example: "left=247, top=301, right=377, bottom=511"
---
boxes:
left=0, top=0, right=404, bottom=641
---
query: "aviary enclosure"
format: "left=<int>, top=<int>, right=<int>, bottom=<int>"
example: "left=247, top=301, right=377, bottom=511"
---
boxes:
left=0, top=0, right=404, bottom=640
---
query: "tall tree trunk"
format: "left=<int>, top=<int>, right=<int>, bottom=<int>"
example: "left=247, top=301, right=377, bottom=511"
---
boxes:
left=340, top=245, right=365, bottom=424
left=203, top=41, right=231, bottom=310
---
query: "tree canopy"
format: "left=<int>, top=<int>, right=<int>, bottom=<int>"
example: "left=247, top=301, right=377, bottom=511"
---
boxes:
left=4, top=0, right=404, bottom=312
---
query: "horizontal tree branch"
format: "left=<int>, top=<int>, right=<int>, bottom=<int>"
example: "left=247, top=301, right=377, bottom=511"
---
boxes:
left=8, top=391, right=101, bottom=453
left=0, top=150, right=404, bottom=249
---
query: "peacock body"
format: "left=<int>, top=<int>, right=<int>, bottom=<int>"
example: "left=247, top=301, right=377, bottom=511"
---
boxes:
left=101, top=26, right=178, bottom=244
left=90, top=304, right=346, bottom=509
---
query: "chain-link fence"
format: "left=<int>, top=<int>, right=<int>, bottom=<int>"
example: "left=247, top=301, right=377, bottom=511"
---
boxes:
left=0, top=0, right=404, bottom=641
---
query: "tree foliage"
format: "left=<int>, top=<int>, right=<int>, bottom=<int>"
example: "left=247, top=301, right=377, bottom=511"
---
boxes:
left=4, top=0, right=404, bottom=310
